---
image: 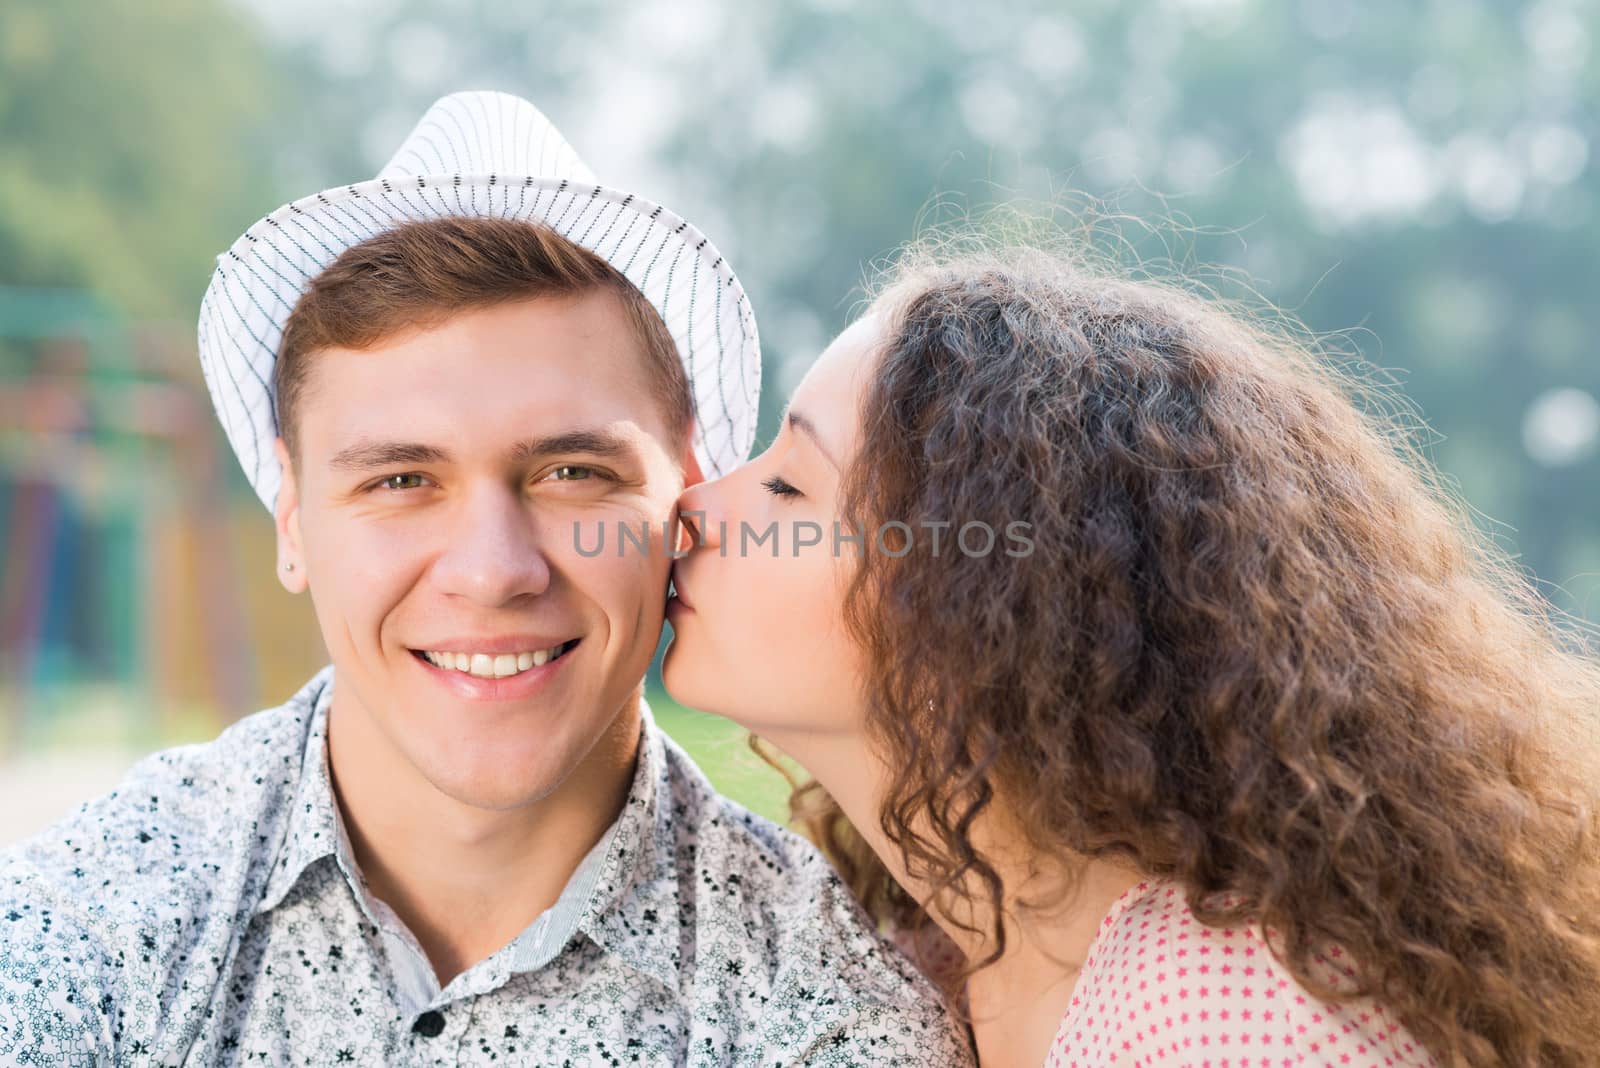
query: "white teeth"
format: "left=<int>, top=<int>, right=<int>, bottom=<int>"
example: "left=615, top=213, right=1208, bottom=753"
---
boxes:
left=423, top=643, right=569, bottom=679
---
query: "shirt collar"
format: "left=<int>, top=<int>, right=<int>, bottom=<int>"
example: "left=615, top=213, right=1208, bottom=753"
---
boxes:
left=253, top=671, right=685, bottom=991
left=254, top=668, right=349, bottom=916
left=572, top=702, right=684, bottom=991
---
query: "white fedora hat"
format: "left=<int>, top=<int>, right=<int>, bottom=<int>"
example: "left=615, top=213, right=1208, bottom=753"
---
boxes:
left=197, top=90, right=761, bottom=512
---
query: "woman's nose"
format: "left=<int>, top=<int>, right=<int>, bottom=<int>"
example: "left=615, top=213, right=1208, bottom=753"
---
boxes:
left=675, top=479, right=725, bottom=552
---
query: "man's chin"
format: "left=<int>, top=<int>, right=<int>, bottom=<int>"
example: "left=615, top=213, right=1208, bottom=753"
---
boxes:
left=388, top=716, right=577, bottom=812
left=419, top=756, right=572, bottom=814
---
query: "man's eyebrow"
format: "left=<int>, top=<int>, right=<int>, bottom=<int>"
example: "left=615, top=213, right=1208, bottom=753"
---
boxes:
left=509, top=429, right=640, bottom=464
left=326, top=430, right=640, bottom=472
left=786, top=409, right=840, bottom=469
left=327, top=441, right=451, bottom=470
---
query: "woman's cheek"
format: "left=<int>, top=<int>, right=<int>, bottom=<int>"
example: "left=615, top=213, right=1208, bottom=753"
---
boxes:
left=775, top=540, right=846, bottom=654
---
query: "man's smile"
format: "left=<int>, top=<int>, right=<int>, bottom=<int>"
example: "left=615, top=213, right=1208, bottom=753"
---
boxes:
left=412, top=638, right=581, bottom=679
left=409, top=637, right=583, bottom=701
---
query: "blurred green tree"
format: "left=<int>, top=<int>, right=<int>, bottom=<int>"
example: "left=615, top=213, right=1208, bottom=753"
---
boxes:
left=0, top=0, right=279, bottom=318
left=251, top=0, right=1598, bottom=622
left=3, top=0, right=1595, bottom=625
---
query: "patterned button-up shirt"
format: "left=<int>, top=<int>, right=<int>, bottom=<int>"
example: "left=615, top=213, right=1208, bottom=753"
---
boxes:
left=0, top=669, right=972, bottom=1066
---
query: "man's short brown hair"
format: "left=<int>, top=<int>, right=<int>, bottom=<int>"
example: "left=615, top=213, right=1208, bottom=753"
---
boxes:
left=275, top=216, right=692, bottom=458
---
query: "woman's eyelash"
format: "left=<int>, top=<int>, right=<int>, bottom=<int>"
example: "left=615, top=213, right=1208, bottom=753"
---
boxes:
left=762, top=475, right=802, bottom=498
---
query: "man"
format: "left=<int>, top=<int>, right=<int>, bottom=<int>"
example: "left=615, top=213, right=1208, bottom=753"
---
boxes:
left=0, top=92, right=969, bottom=1066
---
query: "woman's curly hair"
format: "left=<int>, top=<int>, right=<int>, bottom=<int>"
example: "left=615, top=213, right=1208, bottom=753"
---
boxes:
left=791, top=234, right=1600, bottom=1065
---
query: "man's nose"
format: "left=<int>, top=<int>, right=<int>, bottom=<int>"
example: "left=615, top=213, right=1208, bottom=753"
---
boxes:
left=432, top=485, right=553, bottom=605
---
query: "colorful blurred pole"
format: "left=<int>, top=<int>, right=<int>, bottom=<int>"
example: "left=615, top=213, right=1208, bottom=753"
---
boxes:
left=0, top=480, right=60, bottom=742
left=0, top=287, right=203, bottom=747
left=188, top=414, right=259, bottom=731
left=1, top=286, right=273, bottom=749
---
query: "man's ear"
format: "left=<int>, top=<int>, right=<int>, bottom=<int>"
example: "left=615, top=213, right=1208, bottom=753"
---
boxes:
left=680, top=430, right=706, bottom=489
left=272, top=437, right=308, bottom=594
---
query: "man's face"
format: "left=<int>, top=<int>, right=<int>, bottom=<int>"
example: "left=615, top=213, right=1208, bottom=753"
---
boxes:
left=274, top=291, right=690, bottom=811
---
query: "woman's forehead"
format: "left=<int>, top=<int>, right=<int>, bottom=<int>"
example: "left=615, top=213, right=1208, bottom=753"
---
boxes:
left=789, top=313, right=884, bottom=461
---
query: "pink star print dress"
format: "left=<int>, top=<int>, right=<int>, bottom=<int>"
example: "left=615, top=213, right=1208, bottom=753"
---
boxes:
left=1043, top=879, right=1437, bottom=1067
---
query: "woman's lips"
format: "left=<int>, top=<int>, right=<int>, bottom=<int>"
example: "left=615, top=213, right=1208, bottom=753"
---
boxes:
left=668, top=570, right=695, bottom=610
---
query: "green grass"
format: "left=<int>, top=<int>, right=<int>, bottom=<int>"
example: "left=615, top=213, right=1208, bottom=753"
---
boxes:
left=646, top=686, right=795, bottom=825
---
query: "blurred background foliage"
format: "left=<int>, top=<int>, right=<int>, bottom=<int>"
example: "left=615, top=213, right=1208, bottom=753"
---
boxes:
left=1, top=0, right=1596, bottom=827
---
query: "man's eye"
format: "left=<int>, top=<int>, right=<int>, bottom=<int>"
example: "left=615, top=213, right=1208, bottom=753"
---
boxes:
left=551, top=465, right=596, bottom=482
left=377, top=473, right=428, bottom=491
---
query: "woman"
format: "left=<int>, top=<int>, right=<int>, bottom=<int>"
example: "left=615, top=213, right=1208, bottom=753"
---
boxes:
left=662, top=237, right=1600, bottom=1067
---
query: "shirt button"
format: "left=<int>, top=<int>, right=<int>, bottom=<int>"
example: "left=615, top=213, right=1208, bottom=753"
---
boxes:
left=412, top=1010, right=446, bottom=1038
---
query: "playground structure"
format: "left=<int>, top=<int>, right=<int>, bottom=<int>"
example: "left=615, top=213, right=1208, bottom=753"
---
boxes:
left=0, top=286, right=321, bottom=755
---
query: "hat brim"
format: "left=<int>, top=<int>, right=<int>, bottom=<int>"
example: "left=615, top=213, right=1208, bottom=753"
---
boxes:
left=198, top=173, right=761, bottom=512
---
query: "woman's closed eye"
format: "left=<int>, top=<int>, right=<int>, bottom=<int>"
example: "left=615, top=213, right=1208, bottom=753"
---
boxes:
left=762, top=474, right=802, bottom=499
